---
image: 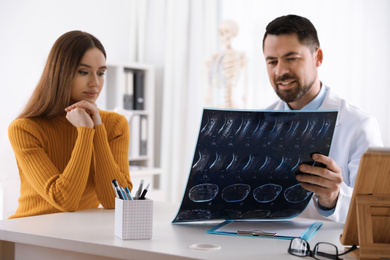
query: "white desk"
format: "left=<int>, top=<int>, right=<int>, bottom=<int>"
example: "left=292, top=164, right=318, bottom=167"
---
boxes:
left=0, top=202, right=357, bottom=260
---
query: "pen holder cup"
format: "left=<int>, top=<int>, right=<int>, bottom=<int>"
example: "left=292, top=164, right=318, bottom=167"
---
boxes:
left=115, top=197, right=153, bottom=240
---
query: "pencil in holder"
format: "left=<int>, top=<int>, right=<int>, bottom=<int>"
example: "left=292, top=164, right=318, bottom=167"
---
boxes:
left=114, top=197, right=153, bottom=240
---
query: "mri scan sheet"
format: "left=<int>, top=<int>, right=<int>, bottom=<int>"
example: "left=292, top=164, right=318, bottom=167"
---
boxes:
left=172, top=109, right=338, bottom=222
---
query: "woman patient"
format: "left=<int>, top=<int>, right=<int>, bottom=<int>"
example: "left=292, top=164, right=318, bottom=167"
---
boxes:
left=8, top=31, right=132, bottom=218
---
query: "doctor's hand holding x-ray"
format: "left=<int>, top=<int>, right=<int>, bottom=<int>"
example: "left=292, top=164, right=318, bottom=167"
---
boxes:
left=297, top=154, right=342, bottom=210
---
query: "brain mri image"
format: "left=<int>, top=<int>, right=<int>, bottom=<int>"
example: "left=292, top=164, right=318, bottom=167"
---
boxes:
left=173, top=109, right=337, bottom=222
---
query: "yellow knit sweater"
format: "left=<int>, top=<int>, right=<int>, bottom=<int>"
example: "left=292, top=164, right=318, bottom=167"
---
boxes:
left=8, top=110, right=132, bottom=218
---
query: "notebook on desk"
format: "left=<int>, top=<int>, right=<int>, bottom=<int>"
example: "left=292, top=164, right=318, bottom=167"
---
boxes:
left=172, top=109, right=338, bottom=223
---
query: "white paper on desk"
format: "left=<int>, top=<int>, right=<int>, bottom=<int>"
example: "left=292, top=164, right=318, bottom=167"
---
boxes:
left=215, top=220, right=316, bottom=237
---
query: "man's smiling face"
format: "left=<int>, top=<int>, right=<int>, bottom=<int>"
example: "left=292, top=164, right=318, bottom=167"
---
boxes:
left=263, top=33, right=322, bottom=109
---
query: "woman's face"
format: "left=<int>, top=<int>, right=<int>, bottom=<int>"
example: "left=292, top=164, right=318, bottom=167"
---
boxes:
left=70, top=47, right=106, bottom=104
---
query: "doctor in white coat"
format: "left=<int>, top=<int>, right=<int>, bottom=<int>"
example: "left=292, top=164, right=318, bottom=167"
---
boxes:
left=262, top=15, right=383, bottom=223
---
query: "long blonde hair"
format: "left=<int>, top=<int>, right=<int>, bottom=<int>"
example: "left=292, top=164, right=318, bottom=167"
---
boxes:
left=18, top=31, right=106, bottom=119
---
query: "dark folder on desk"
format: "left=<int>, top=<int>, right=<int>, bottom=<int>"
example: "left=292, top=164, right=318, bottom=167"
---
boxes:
left=172, top=109, right=338, bottom=223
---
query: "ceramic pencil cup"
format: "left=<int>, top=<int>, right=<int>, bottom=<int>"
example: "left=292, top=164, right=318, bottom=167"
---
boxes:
left=114, top=197, right=153, bottom=240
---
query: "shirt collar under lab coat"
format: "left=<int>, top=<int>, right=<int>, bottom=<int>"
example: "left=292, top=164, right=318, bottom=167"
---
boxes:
left=282, top=83, right=327, bottom=111
left=280, top=84, right=341, bottom=127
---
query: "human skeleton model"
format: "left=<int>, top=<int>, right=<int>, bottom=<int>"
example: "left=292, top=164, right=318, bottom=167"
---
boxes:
left=207, top=20, right=247, bottom=108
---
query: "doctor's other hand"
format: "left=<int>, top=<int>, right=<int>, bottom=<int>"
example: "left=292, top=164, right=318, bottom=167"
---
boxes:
left=296, top=153, right=342, bottom=210
left=65, top=100, right=102, bottom=127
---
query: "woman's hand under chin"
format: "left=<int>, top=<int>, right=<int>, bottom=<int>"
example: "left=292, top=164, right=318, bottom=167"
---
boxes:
left=65, top=100, right=102, bottom=128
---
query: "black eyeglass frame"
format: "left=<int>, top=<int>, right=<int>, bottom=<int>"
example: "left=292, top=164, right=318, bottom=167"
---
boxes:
left=288, top=237, right=357, bottom=260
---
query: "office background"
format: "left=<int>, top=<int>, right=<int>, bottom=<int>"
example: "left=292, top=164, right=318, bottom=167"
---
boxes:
left=0, top=0, right=389, bottom=220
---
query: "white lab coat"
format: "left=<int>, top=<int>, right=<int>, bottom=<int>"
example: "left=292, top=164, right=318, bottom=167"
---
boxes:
left=267, top=86, right=383, bottom=223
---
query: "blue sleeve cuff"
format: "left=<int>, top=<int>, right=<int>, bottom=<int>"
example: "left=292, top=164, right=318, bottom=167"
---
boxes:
left=318, top=202, right=336, bottom=217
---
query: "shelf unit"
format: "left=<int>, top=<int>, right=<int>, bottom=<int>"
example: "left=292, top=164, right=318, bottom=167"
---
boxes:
left=97, top=62, right=164, bottom=201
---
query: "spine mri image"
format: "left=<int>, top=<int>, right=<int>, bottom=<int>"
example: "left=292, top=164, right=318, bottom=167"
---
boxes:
left=173, top=109, right=337, bottom=222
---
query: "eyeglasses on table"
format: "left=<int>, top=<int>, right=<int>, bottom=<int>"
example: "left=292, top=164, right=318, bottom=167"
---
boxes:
left=288, top=237, right=357, bottom=260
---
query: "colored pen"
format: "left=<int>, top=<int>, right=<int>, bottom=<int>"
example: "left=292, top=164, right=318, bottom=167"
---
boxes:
left=111, top=182, right=118, bottom=198
left=139, top=183, right=150, bottom=200
left=125, top=186, right=134, bottom=200
left=112, top=179, right=125, bottom=200
left=119, top=186, right=128, bottom=200
left=135, top=179, right=144, bottom=199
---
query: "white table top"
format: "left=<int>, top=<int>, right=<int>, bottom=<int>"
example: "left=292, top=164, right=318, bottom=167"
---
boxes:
left=0, top=202, right=357, bottom=260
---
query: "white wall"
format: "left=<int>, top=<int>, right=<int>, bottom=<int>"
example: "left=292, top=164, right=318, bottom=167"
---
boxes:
left=0, top=0, right=137, bottom=219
